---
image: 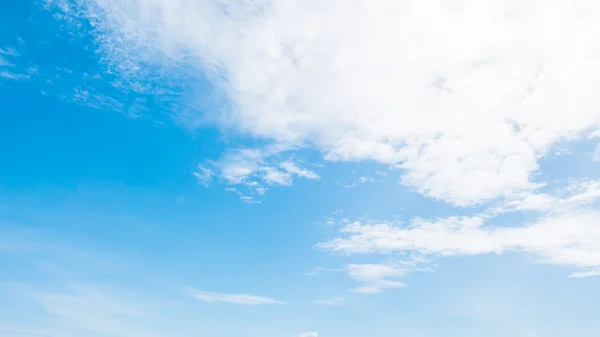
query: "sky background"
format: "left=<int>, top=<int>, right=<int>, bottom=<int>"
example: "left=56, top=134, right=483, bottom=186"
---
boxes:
left=1, top=1, right=600, bottom=337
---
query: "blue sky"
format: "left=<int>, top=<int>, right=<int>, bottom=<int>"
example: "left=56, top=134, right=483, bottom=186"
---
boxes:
left=1, top=1, right=600, bottom=337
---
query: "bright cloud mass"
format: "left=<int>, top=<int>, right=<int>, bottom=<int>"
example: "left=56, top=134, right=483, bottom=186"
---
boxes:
left=1, top=0, right=600, bottom=337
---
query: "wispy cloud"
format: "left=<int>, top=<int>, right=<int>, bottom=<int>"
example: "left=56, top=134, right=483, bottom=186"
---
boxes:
left=68, top=87, right=124, bottom=112
left=280, top=161, right=319, bottom=180
left=312, top=297, right=345, bottom=306
left=0, top=47, right=19, bottom=56
left=320, top=210, right=600, bottom=280
left=188, top=289, right=285, bottom=305
left=346, top=264, right=407, bottom=294
left=0, top=45, right=30, bottom=81
left=193, top=164, right=213, bottom=187
left=568, top=270, right=600, bottom=278
left=343, top=175, right=376, bottom=189
left=0, top=56, right=14, bottom=67
left=0, top=71, right=31, bottom=80
left=299, top=333, right=318, bottom=337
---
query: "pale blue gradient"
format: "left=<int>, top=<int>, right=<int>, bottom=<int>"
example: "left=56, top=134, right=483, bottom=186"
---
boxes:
left=1, top=2, right=599, bottom=337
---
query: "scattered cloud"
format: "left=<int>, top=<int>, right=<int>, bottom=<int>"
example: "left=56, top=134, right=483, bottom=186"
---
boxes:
left=188, top=289, right=285, bottom=305
left=225, top=187, right=261, bottom=204
left=593, top=144, right=600, bottom=162
left=344, top=175, right=376, bottom=189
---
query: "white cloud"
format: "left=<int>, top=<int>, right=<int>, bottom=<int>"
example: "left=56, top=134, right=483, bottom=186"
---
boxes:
left=188, top=289, right=285, bottom=305
left=317, top=180, right=600, bottom=288
left=49, top=0, right=600, bottom=206
left=312, top=297, right=345, bottom=306
left=320, top=210, right=600, bottom=271
left=593, top=143, right=600, bottom=162
left=198, top=148, right=318, bottom=197
left=497, top=179, right=600, bottom=213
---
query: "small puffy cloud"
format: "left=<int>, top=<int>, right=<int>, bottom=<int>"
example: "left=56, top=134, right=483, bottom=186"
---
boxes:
left=188, top=289, right=285, bottom=305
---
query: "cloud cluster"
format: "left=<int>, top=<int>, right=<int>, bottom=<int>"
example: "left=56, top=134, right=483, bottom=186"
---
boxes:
left=45, top=0, right=600, bottom=294
left=49, top=0, right=600, bottom=206
left=321, top=211, right=600, bottom=268
left=194, top=147, right=319, bottom=201
left=318, top=180, right=600, bottom=285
